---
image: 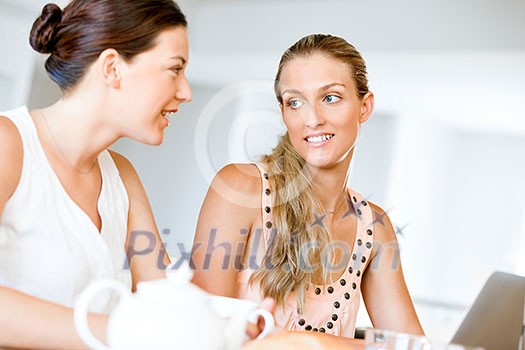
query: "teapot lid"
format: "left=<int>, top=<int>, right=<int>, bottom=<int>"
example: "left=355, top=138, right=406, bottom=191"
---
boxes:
left=136, top=261, right=210, bottom=301
left=165, top=261, right=193, bottom=283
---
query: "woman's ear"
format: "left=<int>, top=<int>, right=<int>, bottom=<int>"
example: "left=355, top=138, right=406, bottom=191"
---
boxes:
left=359, top=91, right=375, bottom=123
left=98, top=48, right=121, bottom=88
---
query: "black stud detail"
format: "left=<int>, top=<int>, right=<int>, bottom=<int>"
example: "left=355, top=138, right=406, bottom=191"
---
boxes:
left=366, top=242, right=372, bottom=249
left=356, top=270, right=361, bottom=277
left=265, top=188, right=271, bottom=196
left=266, top=221, right=272, bottom=229
left=298, top=319, right=305, bottom=326
left=334, top=301, right=340, bottom=309
left=348, top=267, right=353, bottom=274
left=263, top=173, right=269, bottom=180
left=367, top=229, right=373, bottom=236
left=313, top=328, right=318, bottom=332
left=353, top=196, right=357, bottom=202
left=305, top=325, right=312, bottom=331
left=340, top=279, right=346, bottom=286
left=352, top=254, right=357, bottom=260
left=265, top=206, right=271, bottom=213
left=344, top=292, right=350, bottom=300
left=361, top=256, right=366, bottom=263
left=332, top=314, right=338, bottom=321
left=315, top=287, right=321, bottom=295
left=361, top=200, right=368, bottom=206
left=357, top=239, right=362, bottom=246
left=319, top=328, right=326, bottom=333
left=327, top=322, right=333, bottom=329
left=327, top=286, right=334, bottom=294
left=352, top=282, right=357, bottom=290
left=357, top=209, right=362, bottom=215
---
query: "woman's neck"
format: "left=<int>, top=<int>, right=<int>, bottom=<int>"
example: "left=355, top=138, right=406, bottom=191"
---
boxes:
left=37, top=98, right=120, bottom=172
left=307, top=155, right=353, bottom=213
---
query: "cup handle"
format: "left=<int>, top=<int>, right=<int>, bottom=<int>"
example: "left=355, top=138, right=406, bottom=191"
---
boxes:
left=247, top=309, right=275, bottom=339
left=73, top=279, right=128, bottom=350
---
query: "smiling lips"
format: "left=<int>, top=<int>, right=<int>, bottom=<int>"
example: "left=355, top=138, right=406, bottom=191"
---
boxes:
left=162, top=110, right=177, bottom=118
left=161, top=110, right=177, bottom=125
left=305, top=133, right=335, bottom=144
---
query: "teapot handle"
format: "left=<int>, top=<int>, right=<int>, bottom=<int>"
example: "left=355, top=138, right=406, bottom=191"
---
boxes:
left=247, top=309, right=275, bottom=339
left=226, top=309, right=275, bottom=349
left=74, top=279, right=129, bottom=350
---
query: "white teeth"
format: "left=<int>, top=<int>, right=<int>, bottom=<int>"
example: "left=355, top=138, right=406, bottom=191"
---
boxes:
left=162, top=111, right=176, bottom=119
left=306, top=134, right=334, bottom=143
left=162, top=111, right=175, bottom=127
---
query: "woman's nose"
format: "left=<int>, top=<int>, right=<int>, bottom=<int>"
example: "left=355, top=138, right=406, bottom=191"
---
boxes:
left=175, top=75, right=192, bottom=103
left=304, top=105, right=326, bottom=129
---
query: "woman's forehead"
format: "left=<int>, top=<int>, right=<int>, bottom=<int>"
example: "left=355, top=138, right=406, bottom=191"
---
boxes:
left=280, top=54, right=354, bottom=90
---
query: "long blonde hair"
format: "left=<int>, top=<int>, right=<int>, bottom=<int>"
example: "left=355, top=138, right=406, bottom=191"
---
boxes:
left=250, top=34, right=370, bottom=312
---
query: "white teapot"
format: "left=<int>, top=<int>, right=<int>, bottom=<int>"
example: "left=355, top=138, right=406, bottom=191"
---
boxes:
left=74, top=263, right=274, bottom=350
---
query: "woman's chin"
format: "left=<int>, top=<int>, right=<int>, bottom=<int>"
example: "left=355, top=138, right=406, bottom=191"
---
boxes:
left=148, top=134, right=165, bottom=146
left=304, top=159, right=333, bottom=170
left=129, top=131, right=165, bottom=146
left=304, top=157, right=349, bottom=170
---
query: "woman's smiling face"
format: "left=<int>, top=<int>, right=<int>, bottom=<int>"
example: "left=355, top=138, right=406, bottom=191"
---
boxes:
left=116, top=26, right=192, bottom=145
left=278, top=53, right=374, bottom=170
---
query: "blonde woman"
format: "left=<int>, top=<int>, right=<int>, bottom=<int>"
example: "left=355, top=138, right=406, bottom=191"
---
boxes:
left=192, top=34, right=424, bottom=338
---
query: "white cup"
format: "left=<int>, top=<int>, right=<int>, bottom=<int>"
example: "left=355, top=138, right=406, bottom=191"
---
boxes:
left=209, top=295, right=275, bottom=342
left=365, top=328, right=428, bottom=350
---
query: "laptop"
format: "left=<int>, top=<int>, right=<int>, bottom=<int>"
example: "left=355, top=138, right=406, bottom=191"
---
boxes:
left=451, top=271, right=525, bottom=350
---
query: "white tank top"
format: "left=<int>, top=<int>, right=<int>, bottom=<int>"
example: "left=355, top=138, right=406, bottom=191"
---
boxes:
left=0, top=106, right=132, bottom=313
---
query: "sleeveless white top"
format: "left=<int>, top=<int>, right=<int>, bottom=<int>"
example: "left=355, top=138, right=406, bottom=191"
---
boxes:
left=0, top=106, right=132, bottom=313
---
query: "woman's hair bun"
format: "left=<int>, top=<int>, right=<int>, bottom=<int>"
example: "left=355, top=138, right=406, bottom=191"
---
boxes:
left=29, top=3, right=63, bottom=54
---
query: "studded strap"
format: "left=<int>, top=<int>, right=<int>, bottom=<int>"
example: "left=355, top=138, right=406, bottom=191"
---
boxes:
left=254, top=163, right=272, bottom=249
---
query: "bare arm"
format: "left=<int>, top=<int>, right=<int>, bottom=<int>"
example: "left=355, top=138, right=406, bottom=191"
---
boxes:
left=0, top=116, right=107, bottom=349
left=110, top=151, right=169, bottom=290
left=191, top=163, right=261, bottom=297
left=0, top=287, right=107, bottom=350
left=361, top=203, right=424, bottom=334
left=0, top=117, right=22, bottom=220
left=243, top=331, right=366, bottom=350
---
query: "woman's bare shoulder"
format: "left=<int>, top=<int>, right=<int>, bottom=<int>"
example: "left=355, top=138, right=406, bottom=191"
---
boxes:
left=0, top=116, right=24, bottom=209
left=108, top=150, right=136, bottom=178
left=209, top=163, right=263, bottom=209
left=367, top=201, right=397, bottom=241
left=107, top=149, right=147, bottom=199
left=0, top=116, right=23, bottom=154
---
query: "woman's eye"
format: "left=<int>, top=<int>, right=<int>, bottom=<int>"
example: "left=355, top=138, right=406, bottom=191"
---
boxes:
left=288, top=100, right=304, bottom=109
left=170, top=67, right=183, bottom=75
left=324, top=95, right=341, bottom=103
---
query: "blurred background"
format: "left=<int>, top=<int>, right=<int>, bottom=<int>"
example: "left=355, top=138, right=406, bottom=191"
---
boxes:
left=1, top=0, right=524, bottom=343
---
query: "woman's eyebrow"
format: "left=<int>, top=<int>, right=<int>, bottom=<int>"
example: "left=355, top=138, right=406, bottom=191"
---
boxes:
left=281, top=88, right=303, bottom=96
left=319, top=82, right=346, bottom=91
left=282, top=83, right=346, bottom=96
left=169, top=55, right=187, bottom=65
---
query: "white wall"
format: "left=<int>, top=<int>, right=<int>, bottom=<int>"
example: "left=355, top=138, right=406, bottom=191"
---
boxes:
left=0, top=5, right=37, bottom=110
left=390, top=121, right=525, bottom=306
left=28, top=58, right=61, bottom=108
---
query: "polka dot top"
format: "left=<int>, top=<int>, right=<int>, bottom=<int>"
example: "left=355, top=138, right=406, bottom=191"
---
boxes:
left=238, top=163, right=375, bottom=337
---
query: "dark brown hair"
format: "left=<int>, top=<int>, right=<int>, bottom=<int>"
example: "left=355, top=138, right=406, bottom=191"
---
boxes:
left=29, top=0, right=187, bottom=92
